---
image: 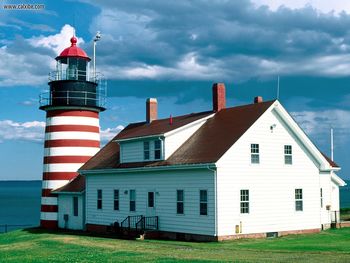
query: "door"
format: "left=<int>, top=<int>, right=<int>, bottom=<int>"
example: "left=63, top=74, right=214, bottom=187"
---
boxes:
left=146, top=191, right=156, bottom=216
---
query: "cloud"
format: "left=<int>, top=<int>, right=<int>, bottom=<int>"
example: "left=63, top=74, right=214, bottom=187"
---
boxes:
left=0, top=120, right=45, bottom=143
left=28, top=24, right=84, bottom=55
left=0, top=118, right=124, bottom=144
left=251, top=0, right=350, bottom=14
left=100, top=125, right=124, bottom=142
left=78, top=0, right=350, bottom=87
left=291, top=109, right=350, bottom=147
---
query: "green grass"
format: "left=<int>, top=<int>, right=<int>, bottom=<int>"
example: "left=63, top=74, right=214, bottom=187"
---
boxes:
left=1, top=228, right=350, bottom=262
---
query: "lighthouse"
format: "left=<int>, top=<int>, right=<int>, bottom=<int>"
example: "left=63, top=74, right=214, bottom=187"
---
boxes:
left=39, top=36, right=106, bottom=229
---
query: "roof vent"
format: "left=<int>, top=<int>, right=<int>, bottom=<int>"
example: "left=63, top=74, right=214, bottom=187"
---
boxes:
left=254, top=96, right=263, bottom=104
left=146, top=98, right=157, bottom=123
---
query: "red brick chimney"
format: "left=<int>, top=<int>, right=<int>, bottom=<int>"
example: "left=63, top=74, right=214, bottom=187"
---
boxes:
left=146, top=98, right=157, bottom=123
left=254, top=96, right=263, bottom=104
left=212, top=83, right=226, bottom=112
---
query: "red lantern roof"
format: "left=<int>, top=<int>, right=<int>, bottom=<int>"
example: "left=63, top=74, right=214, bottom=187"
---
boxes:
left=56, top=36, right=91, bottom=61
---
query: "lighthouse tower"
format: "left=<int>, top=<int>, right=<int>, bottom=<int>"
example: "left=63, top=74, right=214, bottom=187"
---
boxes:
left=39, top=36, right=106, bottom=229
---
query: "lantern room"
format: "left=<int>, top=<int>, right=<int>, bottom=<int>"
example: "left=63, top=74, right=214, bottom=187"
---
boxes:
left=55, top=36, right=91, bottom=81
left=39, top=36, right=106, bottom=112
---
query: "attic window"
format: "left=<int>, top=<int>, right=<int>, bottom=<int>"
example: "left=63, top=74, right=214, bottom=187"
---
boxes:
left=154, top=139, right=161, bottom=160
left=251, top=144, right=260, bottom=164
left=144, top=141, right=150, bottom=160
left=284, top=145, right=292, bottom=164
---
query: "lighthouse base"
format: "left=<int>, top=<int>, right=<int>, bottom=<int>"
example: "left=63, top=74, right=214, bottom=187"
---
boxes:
left=41, top=220, right=58, bottom=229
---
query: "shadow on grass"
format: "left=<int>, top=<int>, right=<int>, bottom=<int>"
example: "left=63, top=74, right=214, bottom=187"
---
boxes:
left=21, top=227, right=141, bottom=241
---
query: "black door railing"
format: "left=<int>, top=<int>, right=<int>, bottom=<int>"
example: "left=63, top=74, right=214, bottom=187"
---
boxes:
left=136, top=216, right=159, bottom=232
left=120, top=215, right=143, bottom=231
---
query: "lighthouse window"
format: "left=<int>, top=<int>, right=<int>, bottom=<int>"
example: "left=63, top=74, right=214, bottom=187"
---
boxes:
left=154, top=139, right=161, bottom=159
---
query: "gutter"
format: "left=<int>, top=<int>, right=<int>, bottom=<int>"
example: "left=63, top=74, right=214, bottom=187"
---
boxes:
left=79, top=163, right=216, bottom=175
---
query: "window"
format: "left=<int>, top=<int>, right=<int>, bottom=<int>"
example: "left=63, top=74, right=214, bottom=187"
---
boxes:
left=320, top=188, right=323, bottom=208
left=73, top=196, right=78, bottom=216
left=97, top=189, right=102, bottom=210
left=295, top=189, right=303, bottom=211
left=284, top=145, right=293, bottom=164
left=240, top=190, right=249, bottom=214
left=144, top=141, right=150, bottom=160
left=154, top=140, right=161, bottom=159
left=114, top=190, right=119, bottom=210
left=176, top=190, right=184, bottom=214
left=129, top=190, right=136, bottom=212
left=148, top=192, right=154, bottom=208
left=251, top=144, right=260, bottom=164
left=200, top=190, right=208, bottom=215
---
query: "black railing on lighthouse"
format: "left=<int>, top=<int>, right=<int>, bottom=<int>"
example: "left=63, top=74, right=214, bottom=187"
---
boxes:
left=39, top=70, right=107, bottom=110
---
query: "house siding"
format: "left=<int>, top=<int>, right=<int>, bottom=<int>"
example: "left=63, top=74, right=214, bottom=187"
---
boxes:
left=216, top=107, right=324, bottom=236
left=57, top=194, right=85, bottom=230
left=86, top=169, right=215, bottom=236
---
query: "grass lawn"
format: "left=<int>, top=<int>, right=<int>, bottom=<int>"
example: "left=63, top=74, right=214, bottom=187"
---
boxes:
left=1, top=228, right=350, bottom=262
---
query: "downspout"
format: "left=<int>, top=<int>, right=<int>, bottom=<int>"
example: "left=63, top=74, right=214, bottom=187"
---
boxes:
left=207, top=165, right=218, bottom=238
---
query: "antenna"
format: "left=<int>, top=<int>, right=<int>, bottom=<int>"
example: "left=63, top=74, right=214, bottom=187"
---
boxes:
left=277, top=76, right=280, bottom=100
left=93, top=31, right=101, bottom=80
left=73, top=12, right=76, bottom=36
left=331, top=128, right=334, bottom=161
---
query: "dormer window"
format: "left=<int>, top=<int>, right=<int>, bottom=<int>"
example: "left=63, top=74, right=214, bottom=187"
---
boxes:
left=144, top=141, right=150, bottom=160
left=154, top=139, right=161, bottom=159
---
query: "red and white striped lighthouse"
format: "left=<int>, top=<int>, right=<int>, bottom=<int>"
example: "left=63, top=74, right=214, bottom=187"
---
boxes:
left=39, top=36, right=106, bottom=229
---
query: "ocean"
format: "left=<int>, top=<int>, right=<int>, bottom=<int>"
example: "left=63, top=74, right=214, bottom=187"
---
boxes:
left=0, top=180, right=349, bottom=232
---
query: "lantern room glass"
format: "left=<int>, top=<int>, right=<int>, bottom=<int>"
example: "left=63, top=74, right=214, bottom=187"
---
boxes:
left=56, top=57, right=90, bottom=81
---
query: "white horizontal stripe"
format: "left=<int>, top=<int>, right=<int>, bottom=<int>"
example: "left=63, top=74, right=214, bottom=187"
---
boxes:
left=45, top=131, right=100, bottom=141
left=41, top=197, right=58, bottom=205
left=42, top=180, right=70, bottom=190
left=46, top=116, right=99, bottom=127
left=43, top=163, right=84, bottom=173
left=41, top=212, right=58, bottom=221
left=44, top=147, right=99, bottom=157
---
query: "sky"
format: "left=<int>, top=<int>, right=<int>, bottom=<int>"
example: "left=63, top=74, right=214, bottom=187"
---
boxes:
left=0, top=0, right=350, bottom=180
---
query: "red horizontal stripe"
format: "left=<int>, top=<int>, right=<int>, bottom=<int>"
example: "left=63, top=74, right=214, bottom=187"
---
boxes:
left=44, top=156, right=92, bottom=164
left=41, top=220, right=58, bottom=229
left=45, top=139, right=100, bottom=148
left=43, top=172, right=78, bottom=180
left=42, top=189, right=58, bottom=197
left=41, top=205, right=58, bottom=213
left=45, top=125, right=99, bottom=133
left=47, top=110, right=98, bottom=118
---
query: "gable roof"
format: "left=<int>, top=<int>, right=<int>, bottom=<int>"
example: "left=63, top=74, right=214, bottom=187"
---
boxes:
left=53, top=175, right=85, bottom=193
left=116, top=111, right=213, bottom=141
left=80, top=100, right=275, bottom=171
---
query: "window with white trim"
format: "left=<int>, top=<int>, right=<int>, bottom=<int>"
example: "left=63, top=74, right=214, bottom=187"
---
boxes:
left=251, top=144, right=260, bottom=164
left=240, top=189, right=249, bottom=214
left=129, top=189, right=136, bottom=212
left=177, top=190, right=184, bottom=214
left=295, top=189, right=303, bottom=211
left=73, top=196, right=78, bottom=216
left=200, top=190, right=208, bottom=215
left=114, top=190, right=119, bottom=210
left=97, top=189, right=102, bottom=210
left=144, top=141, right=150, bottom=160
left=154, top=139, right=161, bottom=159
left=284, top=145, right=293, bottom=164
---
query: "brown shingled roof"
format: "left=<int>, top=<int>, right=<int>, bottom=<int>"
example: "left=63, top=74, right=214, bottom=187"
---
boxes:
left=321, top=152, right=340, bottom=168
left=53, top=175, right=85, bottom=193
left=116, top=111, right=213, bottom=140
left=80, top=100, right=275, bottom=171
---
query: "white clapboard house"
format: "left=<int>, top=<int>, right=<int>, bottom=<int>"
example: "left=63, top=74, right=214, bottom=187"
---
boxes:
left=54, top=83, right=346, bottom=241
